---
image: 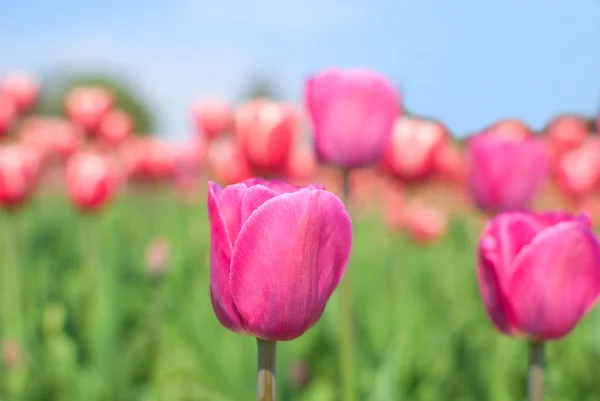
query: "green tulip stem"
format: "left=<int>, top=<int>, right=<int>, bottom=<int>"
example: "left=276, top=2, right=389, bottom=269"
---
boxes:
left=257, top=338, right=277, bottom=401
left=339, top=169, right=357, bottom=401
left=2, top=211, right=23, bottom=343
left=528, top=341, right=545, bottom=401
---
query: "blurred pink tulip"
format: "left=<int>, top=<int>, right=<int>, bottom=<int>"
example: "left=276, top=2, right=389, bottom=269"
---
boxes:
left=477, top=211, right=600, bottom=340
left=64, top=86, right=113, bottom=133
left=305, top=68, right=400, bottom=169
left=554, top=138, right=600, bottom=201
left=191, top=98, right=233, bottom=140
left=99, top=109, right=133, bottom=146
left=145, top=139, right=176, bottom=181
left=235, top=99, right=298, bottom=175
left=1, top=72, right=39, bottom=113
left=381, top=116, right=448, bottom=182
left=285, top=144, right=317, bottom=184
left=174, top=140, right=205, bottom=179
left=0, top=95, right=16, bottom=137
left=399, top=202, right=448, bottom=243
left=145, top=237, right=170, bottom=277
left=207, top=178, right=352, bottom=341
left=0, top=144, right=40, bottom=209
left=545, top=114, right=589, bottom=160
left=485, top=119, right=532, bottom=141
left=19, top=117, right=82, bottom=162
left=65, top=152, right=119, bottom=211
left=468, top=134, right=548, bottom=213
left=207, top=136, right=253, bottom=185
left=434, top=141, right=466, bottom=184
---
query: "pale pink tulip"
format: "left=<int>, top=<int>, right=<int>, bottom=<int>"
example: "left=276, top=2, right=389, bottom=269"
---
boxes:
left=191, top=98, right=233, bottom=140
left=19, top=117, right=82, bottom=162
left=208, top=178, right=352, bottom=341
left=235, top=99, right=298, bottom=174
left=99, top=109, right=133, bottom=146
left=145, top=139, right=176, bottom=180
left=468, top=134, right=548, bottom=213
left=545, top=114, right=589, bottom=160
left=64, top=86, right=113, bottom=133
left=400, top=202, right=448, bottom=243
left=381, top=116, right=447, bottom=182
left=1, top=73, right=39, bottom=113
left=477, top=211, right=600, bottom=340
left=485, top=119, right=532, bottom=141
left=207, top=136, right=253, bottom=185
left=554, top=138, right=600, bottom=201
left=305, top=68, right=400, bottom=169
left=65, top=152, right=119, bottom=211
left=0, top=145, right=40, bottom=208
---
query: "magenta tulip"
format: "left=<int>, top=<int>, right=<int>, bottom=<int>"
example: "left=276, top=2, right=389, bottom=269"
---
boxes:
left=468, top=134, right=548, bottom=212
left=305, top=68, right=400, bottom=169
left=477, top=211, right=600, bottom=340
left=207, top=178, right=352, bottom=341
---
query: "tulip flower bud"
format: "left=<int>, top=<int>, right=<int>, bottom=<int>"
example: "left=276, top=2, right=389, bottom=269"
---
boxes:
left=305, top=68, right=400, bottom=169
left=0, top=145, right=40, bottom=209
left=65, top=152, right=119, bottom=212
left=64, top=86, right=113, bottom=133
left=477, top=211, right=600, bottom=340
left=207, top=178, right=352, bottom=341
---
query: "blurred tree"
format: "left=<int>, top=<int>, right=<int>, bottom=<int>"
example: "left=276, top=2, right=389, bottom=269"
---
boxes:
left=241, top=75, right=280, bottom=101
left=38, top=73, right=155, bottom=134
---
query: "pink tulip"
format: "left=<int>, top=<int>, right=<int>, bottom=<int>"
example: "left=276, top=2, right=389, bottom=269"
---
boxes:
left=554, top=138, right=600, bottom=201
left=0, top=145, right=40, bottom=209
left=0, top=95, right=16, bottom=137
left=477, top=211, right=600, bottom=340
left=145, top=139, right=176, bottom=181
left=235, top=99, right=298, bottom=174
left=381, top=116, right=448, bottom=182
left=191, top=98, right=233, bottom=140
left=434, top=141, right=466, bottom=184
left=399, top=202, right=448, bottom=244
left=207, top=178, right=352, bottom=341
left=545, top=114, right=589, bottom=160
left=485, top=119, right=532, bottom=141
left=207, top=136, right=253, bottom=185
left=468, top=134, right=548, bottom=212
left=1, top=72, right=39, bottom=113
left=65, top=152, right=119, bottom=211
left=19, top=117, right=82, bottom=162
left=305, top=68, right=400, bottom=169
left=64, top=86, right=113, bottom=133
left=99, top=109, right=133, bottom=146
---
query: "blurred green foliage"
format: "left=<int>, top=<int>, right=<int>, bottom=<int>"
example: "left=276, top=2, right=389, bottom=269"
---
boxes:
left=38, top=73, right=155, bottom=134
left=1, top=193, right=600, bottom=400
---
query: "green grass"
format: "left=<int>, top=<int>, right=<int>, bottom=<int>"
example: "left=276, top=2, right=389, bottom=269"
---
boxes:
left=1, top=190, right=600, bottom=400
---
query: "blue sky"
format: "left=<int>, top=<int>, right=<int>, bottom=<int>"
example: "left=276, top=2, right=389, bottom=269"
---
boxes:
left=1, top=0, right=599, bottom=141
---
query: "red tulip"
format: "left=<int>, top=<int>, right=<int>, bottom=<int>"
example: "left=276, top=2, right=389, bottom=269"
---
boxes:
left=485, top=119, right=532, bottom=141
left=478, top=211, right=600, bottom=340
left=19, top=117, right=82, bottom=162
left=0, top=144, right=40, bottom=208
left=399, top=202, right=448, bottom=243
left=191, top=98, right=233, bottom=140
left=207, top=178, right=352, bottom=340
left=0, top=95, right=16, bottom=137
left=545, top=114, right=589, bottom=160
left=305, top=68, right=400, bottom=169
left=381, top=116, right=448, bottom=182
left=1, top=72, right=39, bottom=113
left=554, top=138, right=600, bottom=201
left=99, top=109, right=133, bottom=146
left=207, top=136, right=253, bottom=185
left=468, top=134, right=548, bottom=213
left=64, top=86, right=113, bottom=133
left=235, top=99, right=298, bottom=174
left=65, top=152, right=119, bottom=211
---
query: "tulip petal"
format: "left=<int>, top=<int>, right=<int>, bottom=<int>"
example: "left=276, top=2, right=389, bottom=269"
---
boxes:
left=508, top=222, right=600, bottom=340
left=477, top=224, right=518, bottom=335
left=489, top=212, right=546, bottom=277
left=230, top=189, right=352, bottom=341
left=240, top=184, right=278, bottom=224
left=207, top=182, right=243, bottom=332
left=215, top=183, right=246, bottom=246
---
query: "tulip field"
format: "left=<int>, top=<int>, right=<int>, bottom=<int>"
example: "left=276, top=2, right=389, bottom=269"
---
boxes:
left=1, top=70, right=600, bottom=401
